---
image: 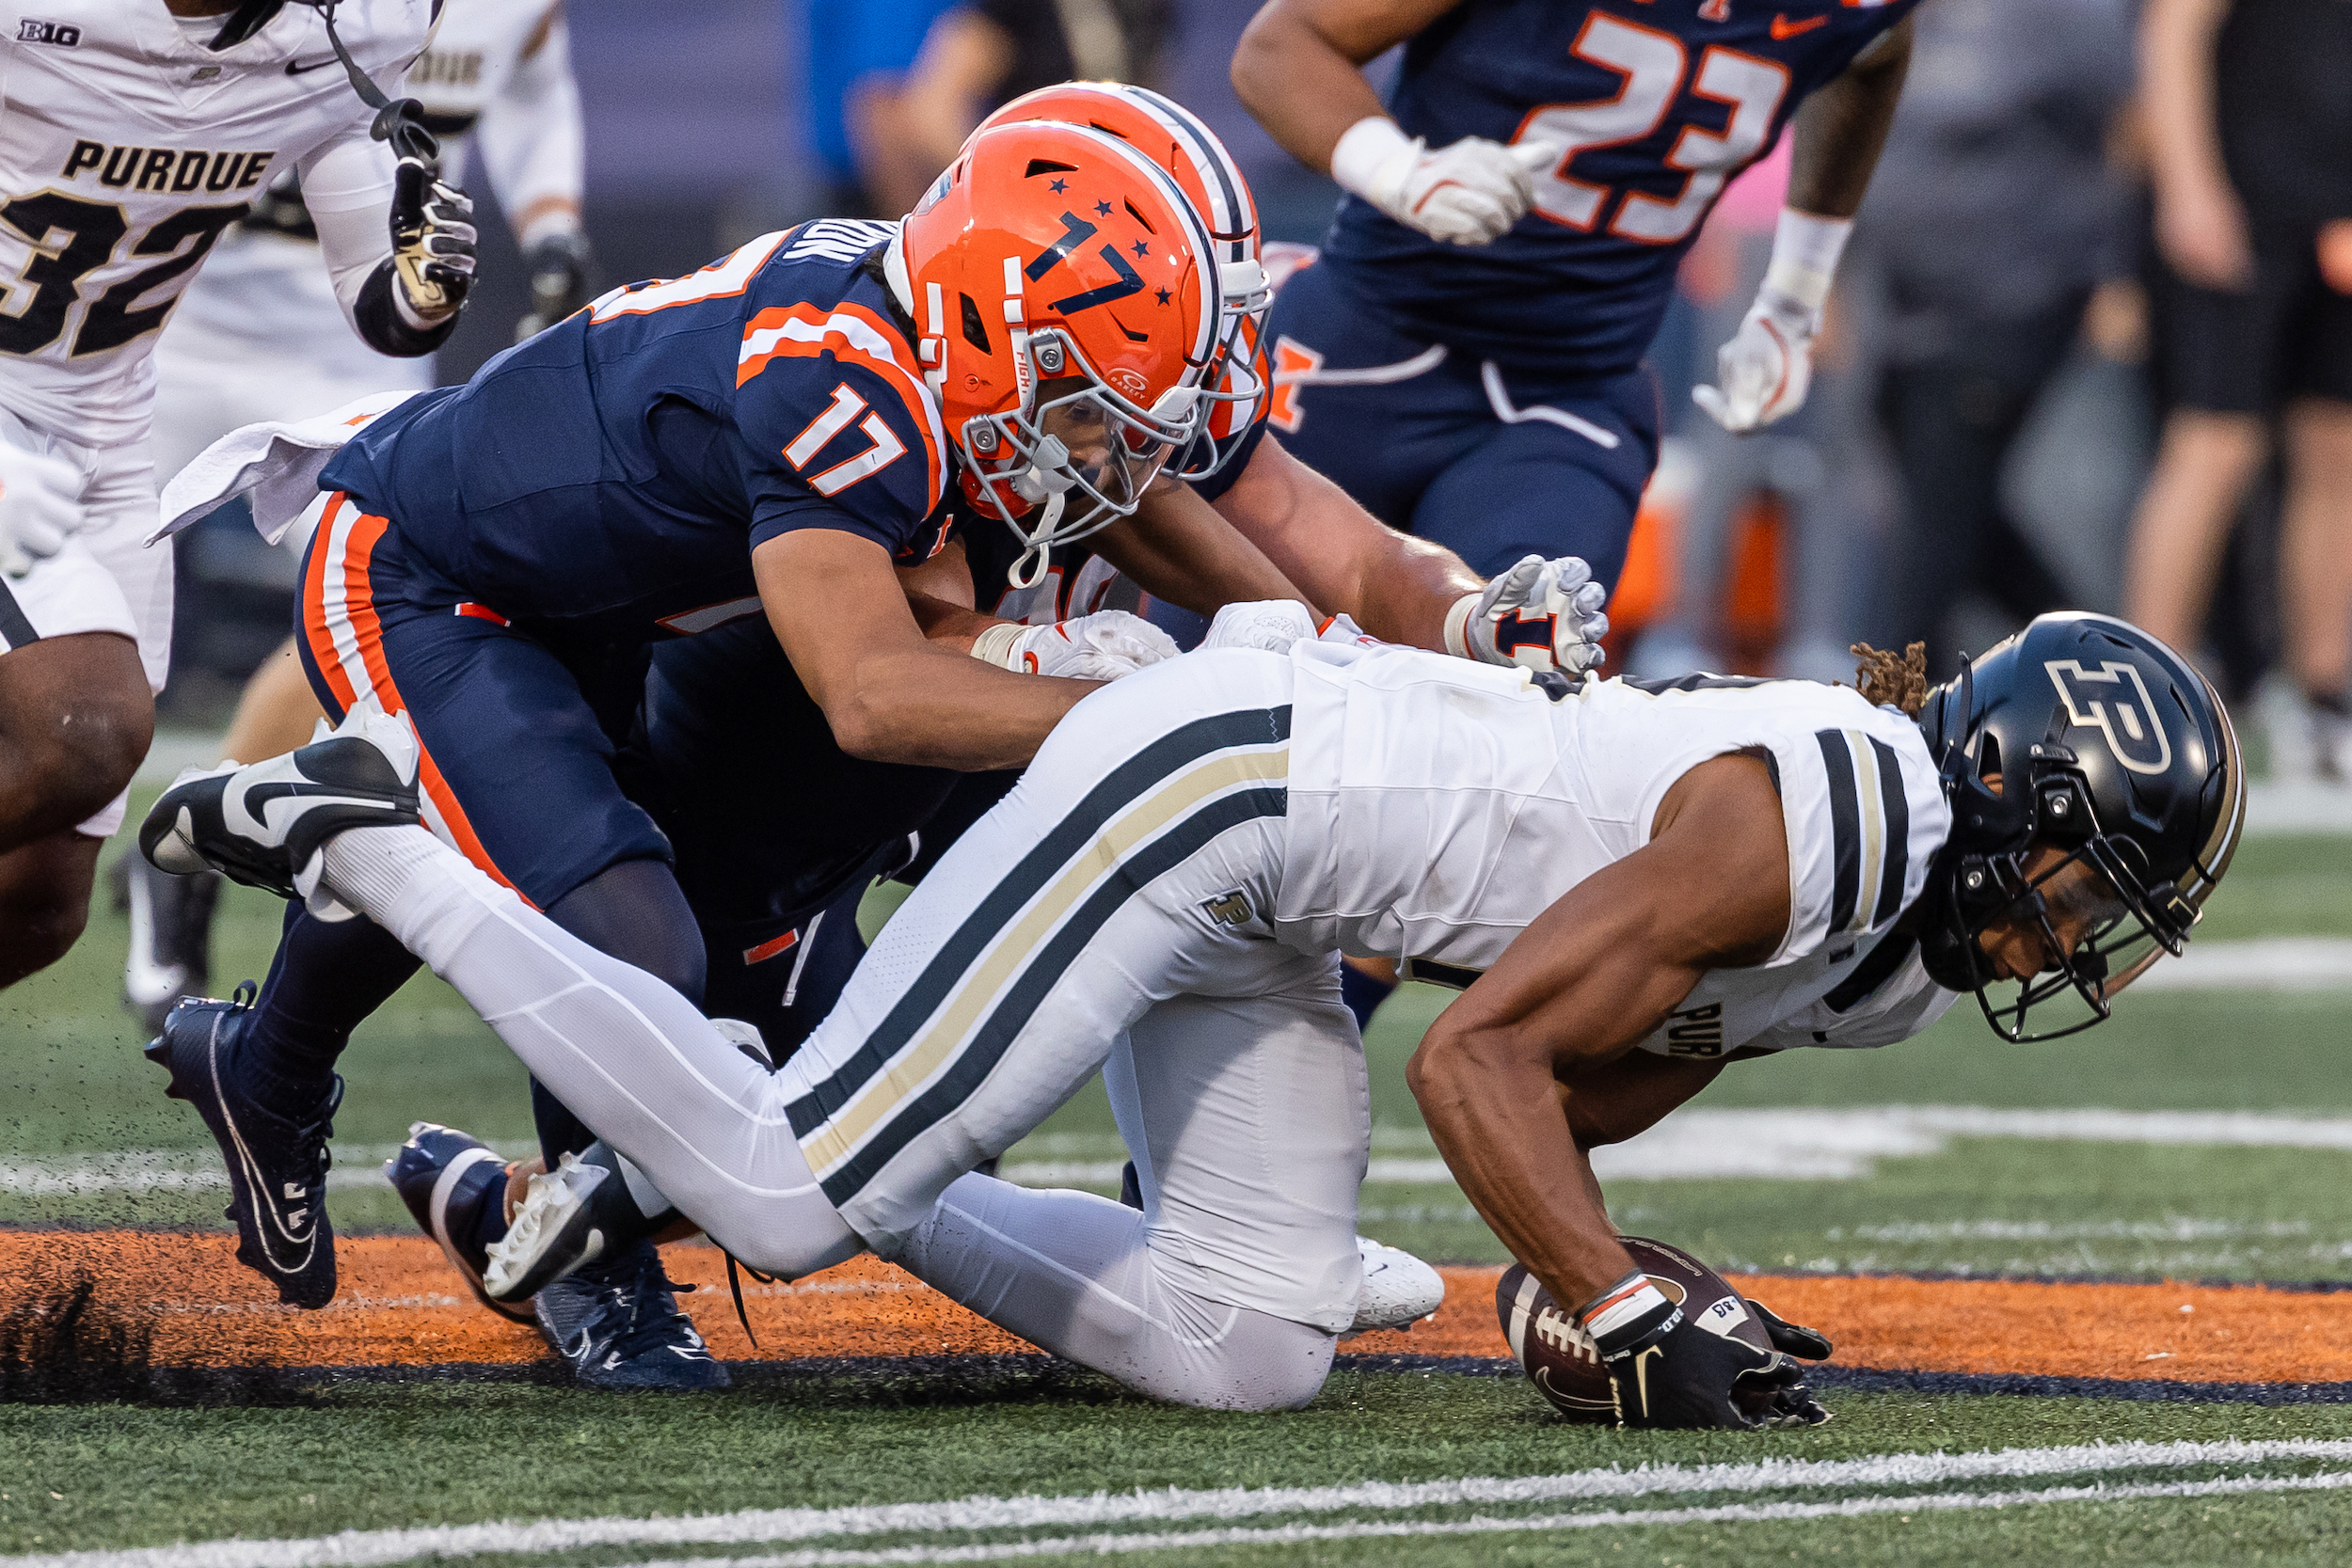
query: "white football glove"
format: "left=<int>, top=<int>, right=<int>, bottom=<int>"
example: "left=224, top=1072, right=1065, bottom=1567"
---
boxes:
left=1445, top=554, right=1609, bottom=676
left=1692, top=286, right=1817, bottom=434
left=972, top=609, right=1179, bottom=681
left=0, top=441, right=81, bottom=579
left=1333, top=118, right=1557, bottom=247
left=1200, top=599, right=1318, bottom=654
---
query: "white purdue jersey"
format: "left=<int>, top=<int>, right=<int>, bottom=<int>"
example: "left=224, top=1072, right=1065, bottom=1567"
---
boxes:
left=152, top=0, right=581, bottom=482
left=1274, top=643, right=1962, bottom=1057
left=0, top=0, right=433, bottom=448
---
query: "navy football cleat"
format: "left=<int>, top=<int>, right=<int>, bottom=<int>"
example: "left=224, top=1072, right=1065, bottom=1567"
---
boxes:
left=386, top=1122, right=534, bottom=1324
left=140, top=705, right=421, bottom=901
left=484, top=1141, right=666, bottom=1304
left=145, top=988, right=343, bottom=1309
left=532, top=1239, right=730, bottom=1392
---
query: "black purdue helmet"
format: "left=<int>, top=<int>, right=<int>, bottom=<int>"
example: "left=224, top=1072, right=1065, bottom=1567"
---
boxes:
left=1915, top=612, right=2244, bottom=1041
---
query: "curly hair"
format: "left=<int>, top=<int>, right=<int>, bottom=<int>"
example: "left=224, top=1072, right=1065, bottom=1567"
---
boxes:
left=1851, top=641, right=1930, bottom=717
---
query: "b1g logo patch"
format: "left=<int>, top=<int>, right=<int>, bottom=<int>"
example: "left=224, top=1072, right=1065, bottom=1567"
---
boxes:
left=18, top=18, right=80, bottom=44
left=2045, top=659, right=2173, bottom=776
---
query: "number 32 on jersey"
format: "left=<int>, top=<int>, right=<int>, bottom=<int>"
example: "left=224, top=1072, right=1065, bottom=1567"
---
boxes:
left=1514, top=13, right=1788, bottom=245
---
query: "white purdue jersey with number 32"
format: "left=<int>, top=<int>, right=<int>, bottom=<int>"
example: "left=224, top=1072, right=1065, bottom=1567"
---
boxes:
left=0, top=0, right=433, bottom=445
left=1273, top=645, right=1962, bottom=1059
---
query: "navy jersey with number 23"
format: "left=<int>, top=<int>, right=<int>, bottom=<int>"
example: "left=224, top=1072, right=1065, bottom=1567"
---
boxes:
left=1319, top=0, right=1922, bottom=378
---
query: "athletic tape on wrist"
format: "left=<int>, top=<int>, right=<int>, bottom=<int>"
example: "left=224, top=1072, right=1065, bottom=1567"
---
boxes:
left=1580, top=1270, right=1680, bottom=1358
left=1760, top=208, right=1852, bottom=315
left=969, top=621, right=1027, bottom=670
left=1442, top=593, right=1480, bottom=660
left=1331, top=116, right=1417, bottom=206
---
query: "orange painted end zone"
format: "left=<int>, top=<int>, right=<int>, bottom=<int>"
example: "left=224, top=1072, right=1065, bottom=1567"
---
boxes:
left=6, top=1233, right=2350, bottom=1386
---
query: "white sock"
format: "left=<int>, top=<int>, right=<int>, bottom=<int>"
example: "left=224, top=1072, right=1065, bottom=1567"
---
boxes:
left=314, top=826, right=861, bottom=1279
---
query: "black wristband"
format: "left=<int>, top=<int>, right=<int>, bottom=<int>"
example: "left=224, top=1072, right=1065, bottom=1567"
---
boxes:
left=355, top=260, right=459, bottom=357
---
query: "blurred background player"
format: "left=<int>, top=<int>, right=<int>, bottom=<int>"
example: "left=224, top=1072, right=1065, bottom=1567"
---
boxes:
left=0, top=0, right=472, bottom=991
left=2123, top=0, right=2352, bottom=776
left=120, top=0, right=593, bottom=1031
left=1230, top=0, right=1916, bottom=594
left=852, top=0, right=1168, bottom=218
left=1853, top=0, right=2138, bottom=683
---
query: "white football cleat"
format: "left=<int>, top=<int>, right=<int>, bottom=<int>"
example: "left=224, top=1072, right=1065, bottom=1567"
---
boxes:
left=1348, top=1236, right=1446, bottom=1334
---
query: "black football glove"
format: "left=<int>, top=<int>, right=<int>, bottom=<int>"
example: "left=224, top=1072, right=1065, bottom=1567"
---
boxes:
left=1742, top=1297, right=1834, bottom=1427
left=1607, top=1315, right=1813, bottom=1430
left=1747, top=1297, right=1834, bottom=1359
left=389, top=156, right=476, bottom=323
left=515, top=230, right=593, bottom=342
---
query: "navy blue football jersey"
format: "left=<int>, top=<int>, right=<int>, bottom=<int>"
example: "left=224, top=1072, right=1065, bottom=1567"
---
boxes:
left=322, top=220, right=952, bottom=640
left=1320, top=0, right=1922, bottom=378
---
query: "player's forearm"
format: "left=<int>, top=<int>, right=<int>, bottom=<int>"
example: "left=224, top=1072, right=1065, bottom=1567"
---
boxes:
left=1232, top=0, right=1459, bottom=171
left=1784, top=17, right=1913, bottom=218
left=1109, top=484, right=1307, bottom=616
left=2140, top=0, right=2235, bottom=199
left=1209, top=436, right=1479, bottom=646
left=903, top=590, right=997, bottom=652
left=1410, top=1028, right=1638, bottom=1306
left=823, top=645, right=1094, bottom=769
left=475, top=8, right=585, bottom=249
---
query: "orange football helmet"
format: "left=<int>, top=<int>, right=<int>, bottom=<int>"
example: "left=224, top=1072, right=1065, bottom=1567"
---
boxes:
left=978, top=82, right=1267, bottom=481
left=893, top=120, right=1218, bottom=585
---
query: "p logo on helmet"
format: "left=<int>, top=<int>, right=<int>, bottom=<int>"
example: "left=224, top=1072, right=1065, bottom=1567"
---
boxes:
left=2044, top=659, right=2173, bottom=776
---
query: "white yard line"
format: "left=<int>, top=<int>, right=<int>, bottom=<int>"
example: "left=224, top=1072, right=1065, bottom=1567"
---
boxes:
left=12, top=1439, right=2350, bottom=1568
left=611, top=1471, right=2352, bottom=1568
left=2136, top=937, right=2352, bottom=991
left=20, top=1105, right=2352, bottom=1197
left=1587, top=1105, right=2352, bottom=1181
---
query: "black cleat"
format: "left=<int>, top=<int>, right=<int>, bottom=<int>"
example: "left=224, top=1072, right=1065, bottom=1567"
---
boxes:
left=140, top=705, right=421, bottom=900
left=386, top=1122, right=534, bottom=1323
left=115, top=851, right=222, bottom=1036
left=145, top=989, right=342, bottom=1308
left=532, top=1239, right=730, bottom=1392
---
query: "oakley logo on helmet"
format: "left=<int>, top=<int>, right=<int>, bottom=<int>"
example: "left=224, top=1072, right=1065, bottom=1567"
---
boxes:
left=2044, top=659, right=2173, bottom=776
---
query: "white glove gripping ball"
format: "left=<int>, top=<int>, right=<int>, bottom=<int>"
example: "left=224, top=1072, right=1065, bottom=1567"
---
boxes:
left=975, top=609, right=1180, bottom=681
left=1446, top=555, right=1610, bottom=675
left=0, top=441, right=81, bottom=579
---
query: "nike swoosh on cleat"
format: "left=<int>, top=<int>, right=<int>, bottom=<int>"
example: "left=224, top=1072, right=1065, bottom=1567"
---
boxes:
left=1770, top=12, right=1829, bottom=38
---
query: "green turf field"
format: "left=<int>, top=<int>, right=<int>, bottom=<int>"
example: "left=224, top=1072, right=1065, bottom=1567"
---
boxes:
left=3, top=823, right=2350, bottom=1563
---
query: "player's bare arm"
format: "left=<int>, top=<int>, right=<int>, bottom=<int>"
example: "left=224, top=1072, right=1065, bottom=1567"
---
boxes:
left=1694, top=18, right=1914, bottom=433
left=1239, top=0, right=1550, bottom=247
left=1785, top=16, right=1915, bottom=219
left=1406, top=752, right=1789, bottom=1311
left=1232, top=0, right=1466, bottom=173
left=2141, top=0, right=2254, bottom=290
left=1099, top=479, right=1311, bottom=615
left=1203, top=434, right=1479, bottom=647
left=757, top=531, right=1096, bottom=768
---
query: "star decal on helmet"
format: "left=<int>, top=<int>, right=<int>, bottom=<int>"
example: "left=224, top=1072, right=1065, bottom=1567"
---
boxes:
left=1132, top=241, right=1150, bottom=258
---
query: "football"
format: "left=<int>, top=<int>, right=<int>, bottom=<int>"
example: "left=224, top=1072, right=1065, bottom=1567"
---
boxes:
left=1496, top=1236, right=1772, bottom=1422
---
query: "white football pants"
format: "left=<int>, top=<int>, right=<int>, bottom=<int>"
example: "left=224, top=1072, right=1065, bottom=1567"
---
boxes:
left=322, top=650, right=1367, bottom=1411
